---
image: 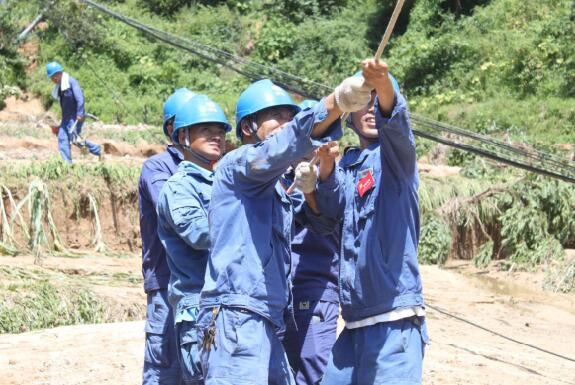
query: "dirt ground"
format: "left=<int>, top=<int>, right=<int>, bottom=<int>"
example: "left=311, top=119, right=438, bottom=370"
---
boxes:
left=0, top=255, right=573, bottom=385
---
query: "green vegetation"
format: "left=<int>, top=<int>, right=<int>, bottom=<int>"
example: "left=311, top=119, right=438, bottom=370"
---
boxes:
left=0, top=277, right=104, bottom=333
left=420, top=172, right=575, bottom=284
left=0, top=161, right=140, bottom=259
left=0, top=156, right=139, bottom=184
left=0, top=0, right=26, bottom=109
left=418, top=213, right=451, bottom=265
left=0, top=122, right=166, bottom=144
left=0, top=263, right=144, bottom=333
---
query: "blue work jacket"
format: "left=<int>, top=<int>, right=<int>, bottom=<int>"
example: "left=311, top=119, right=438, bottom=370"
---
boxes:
left=138, top=146, right=184, bottom=293
left=200, top=100, right=341, bottom=329
left=316, top=93, right=424, bottom=322
left=58, top=76, right=85, bottom=125
left=157, top=161, right=213, bottom=314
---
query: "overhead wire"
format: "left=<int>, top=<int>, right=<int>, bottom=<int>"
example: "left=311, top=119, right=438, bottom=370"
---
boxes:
left=80, top=0, right=331, bottom=100
left=411, top=113, right=575, bottom=175
left=46, top=4, right=141, bottom=123
left=427, top=303, right=575, bottom=364
left=76, top=0, right=575, bottom=184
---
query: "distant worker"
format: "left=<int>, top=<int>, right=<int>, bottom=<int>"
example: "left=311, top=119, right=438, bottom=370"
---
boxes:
left=45, top=61, right=101, bottom=163
left=156, top=95, right=230, bottom=385
left=138, top=88, right=195, bottom=385
left=279, top=99, right=340, bottom=385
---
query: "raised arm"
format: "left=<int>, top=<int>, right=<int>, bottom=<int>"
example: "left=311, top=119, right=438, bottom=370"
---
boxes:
left=363, top=59, right=417, bottom=181
left=314, top=141, right=346, bottom=221
left=233, top=99, right=342, bottom=196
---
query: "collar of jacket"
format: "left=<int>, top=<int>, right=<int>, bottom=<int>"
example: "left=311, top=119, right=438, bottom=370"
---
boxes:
left=178, top=160, right=213, bottom=182
left=167, top=145, right=184, bottom=162
left=341, top=141, right=379, bottom=168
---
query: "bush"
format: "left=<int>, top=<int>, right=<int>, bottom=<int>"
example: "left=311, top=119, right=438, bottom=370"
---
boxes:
left=262, top=0, right=348, bottom=24
left=0, top=279, right=104, bottom=333
left=419, top=214, right=451, bottom=265
left=0, top=1, right=28, bottom=106
left=138, top=0, right=192, bottom=16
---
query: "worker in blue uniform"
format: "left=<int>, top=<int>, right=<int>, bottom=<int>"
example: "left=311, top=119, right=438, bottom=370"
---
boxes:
left=279, top=100, right=340, bottom=385
left=46, top=61, right=101, bottom=163
left=314, top=59, right=429, bottom=385
left=197, top=75, right=373, bottom=385
left=157, top=94, right=231, bottom=385
left=138, top=88, right=195, bottom=385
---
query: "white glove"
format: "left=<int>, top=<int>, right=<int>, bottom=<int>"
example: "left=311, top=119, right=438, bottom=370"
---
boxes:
left=294, top=161, right=318, bottom=194
left=334, top=76, right=372, bottom=113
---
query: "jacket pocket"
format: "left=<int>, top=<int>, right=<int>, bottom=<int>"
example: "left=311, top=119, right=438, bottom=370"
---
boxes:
left=144, top=332, right=172, bottom=367
left=177, top=321, right=203, bottom=381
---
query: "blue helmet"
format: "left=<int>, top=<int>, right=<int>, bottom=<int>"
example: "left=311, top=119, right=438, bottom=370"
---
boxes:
left=46, top=61, right=64, bottom=78
left=234, top=79, right=300, bottom=139
left=163, top=88, right=196, bottom=137
left=353, top=70, right=400, bottom=95
left=298, top=99, right=318, bottom=110
left=172, top=95, right=231, bottom=144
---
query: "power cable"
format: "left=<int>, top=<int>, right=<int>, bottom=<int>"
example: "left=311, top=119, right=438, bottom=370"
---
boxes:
left=79, top=0, right=331, bottom=99
left=427, top=303, right=575, bottom=364
left=411, top=113, right=575, bottom=175
left=77, top=0, right=575, bottom=184
left=411, top=125, right=575, bottom=184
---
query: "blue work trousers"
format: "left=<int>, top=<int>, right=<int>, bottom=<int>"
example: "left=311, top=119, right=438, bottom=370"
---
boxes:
left=58, top=119, right=101, bottom=163
left=281, top=300, right=339, bottom=385
left=143, top=289, right=182, bottom=385
left=198, top=306, right=296, bottom=385
left=320, top=317, right=428, bottom=385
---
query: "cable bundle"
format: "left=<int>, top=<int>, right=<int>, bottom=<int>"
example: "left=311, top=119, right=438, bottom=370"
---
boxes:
left=79, top=0, right=575, bottom=184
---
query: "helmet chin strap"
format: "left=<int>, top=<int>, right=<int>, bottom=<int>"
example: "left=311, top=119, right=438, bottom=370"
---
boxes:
left=248, top=117, right=262, bottom=143
left=181, top=128, right=219, bottom=167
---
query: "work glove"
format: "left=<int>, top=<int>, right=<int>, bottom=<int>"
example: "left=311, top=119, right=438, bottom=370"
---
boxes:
left=294, top=161, right=318, bottom=194
left=335, top=76, right=372, bottom=113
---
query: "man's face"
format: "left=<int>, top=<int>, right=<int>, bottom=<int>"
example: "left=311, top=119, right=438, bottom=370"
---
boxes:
left=179, top=123, right=226, bottom=161
left=350, top=90, right=378, bottom=140
left=50, top=72, right=62, bottom=84
left=254, top=106, right=297, bottom=140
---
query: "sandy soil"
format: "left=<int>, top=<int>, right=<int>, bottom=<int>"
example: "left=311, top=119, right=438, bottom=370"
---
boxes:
left=0, top=134, right=164, bottom=162
left=0, top=95, right=46, bottom=122
left=0, top=258, right=573, bottom=385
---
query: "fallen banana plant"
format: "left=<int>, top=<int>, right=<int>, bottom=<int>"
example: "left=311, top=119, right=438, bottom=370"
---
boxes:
left=88, top=193, right=107, bottom=253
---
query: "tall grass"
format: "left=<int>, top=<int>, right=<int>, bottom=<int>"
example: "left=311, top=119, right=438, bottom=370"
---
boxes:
left=0, top=157, right=140, bottom=185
